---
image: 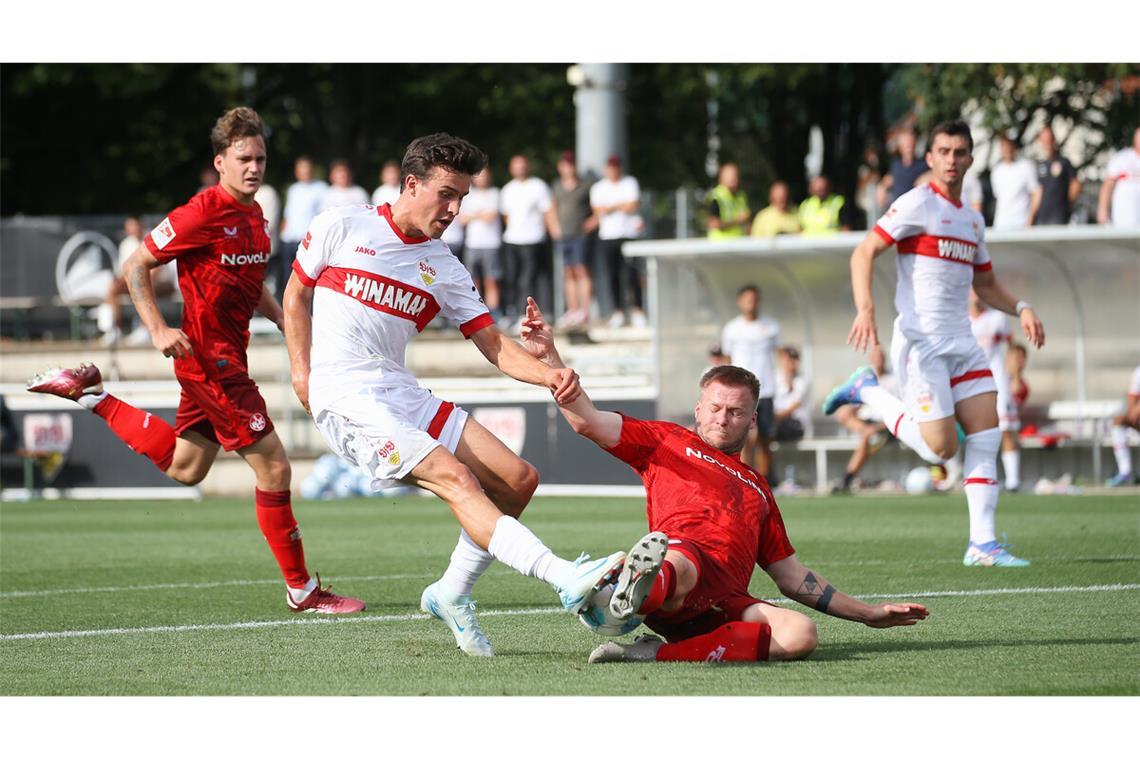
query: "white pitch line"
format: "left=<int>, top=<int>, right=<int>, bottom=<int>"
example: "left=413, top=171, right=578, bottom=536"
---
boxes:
left=0, top=573, right=433, bottom=599
left=2, top=583, right=1138, bottom=642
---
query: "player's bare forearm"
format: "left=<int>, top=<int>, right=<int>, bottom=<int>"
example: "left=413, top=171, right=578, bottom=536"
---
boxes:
left=847, top=234, right=886, bottom=351
left=282, top=275, right=314, bottom=412
left=974, top=269, right=1045, bottom=348
left=256, top=284, right=284, bottom=329
left=767, top=555, right=928, bottom=627
left=123, top=247, right=168, bottom=334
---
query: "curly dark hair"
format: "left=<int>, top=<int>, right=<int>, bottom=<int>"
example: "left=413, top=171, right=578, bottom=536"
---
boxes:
left=210, top=107, right=264, bottom=156
left=400, top=133, right=488, bottom=184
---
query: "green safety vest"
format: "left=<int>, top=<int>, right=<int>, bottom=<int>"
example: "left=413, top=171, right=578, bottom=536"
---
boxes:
left=708, top=184, right=750, bottom=239
left=798, top=194, right=845, bottom=236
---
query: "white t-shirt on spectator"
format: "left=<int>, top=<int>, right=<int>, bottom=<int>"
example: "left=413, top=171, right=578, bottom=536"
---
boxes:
left=962, top=171, right=983, bottom=210
left=441, top=215, right=464, bottom=249
left=776, top=373, right=811, bottom=430
left=462, top=187, right=502, bottom=249
left=591, top=176, right=642, bottom=240
left=321, top=185, right=370, bottom=211
left=990, top=159, right=1039, bottom=229
left=1106, top=148, right=1140, bottom=228
left=255, top=184, right=280, bottom=254
left=500, top=177, right=552, bottom=245
left=371, top=184, right=401, bottom=208
left=720, top=314, right=781, bottom=400
left=282, top=180, right=328, bottom=243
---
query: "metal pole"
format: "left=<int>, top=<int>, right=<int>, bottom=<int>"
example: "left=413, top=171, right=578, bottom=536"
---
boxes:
left=675, top=188, right=688, bottom=239
left=572, top=64, right=629, bottom=181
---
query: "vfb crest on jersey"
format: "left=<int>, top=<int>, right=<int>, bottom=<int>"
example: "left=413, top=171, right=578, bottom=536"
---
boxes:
left=418, top=260, right=437, bottom=286
left=378, top=440, right=400, bottom=466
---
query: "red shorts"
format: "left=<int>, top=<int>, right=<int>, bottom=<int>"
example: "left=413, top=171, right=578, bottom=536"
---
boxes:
left=174, top=373, right=273, bottom=451
left=645, top=537, right=775, bottom=643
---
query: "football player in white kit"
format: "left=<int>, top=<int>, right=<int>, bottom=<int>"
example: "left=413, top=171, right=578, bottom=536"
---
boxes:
left=823, top=120, right=1045, bottom=567
left=968, top=288, right=1023, bottom=491
left=283, top=134, right=660, bottom=655
left=1107, top=365, right=1140, bottom=486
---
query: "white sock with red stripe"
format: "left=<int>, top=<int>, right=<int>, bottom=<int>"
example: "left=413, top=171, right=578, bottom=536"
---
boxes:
left=440, top=529, right=494, bottom=597
left=1111, top=425, right=1133, bottom=476
left=964, top=427, right=1001, bottom=545
left=860, top=386, right=947, bottom=464
left=486, top=515, right=573, bottom=586
left=1001, top=449, right=1021, bottom=490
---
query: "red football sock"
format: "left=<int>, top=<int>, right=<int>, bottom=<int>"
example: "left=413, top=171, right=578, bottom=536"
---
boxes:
left=637, top=560, right=676, bottom=615
left=254, top=488, right=311, bottom=588
left=655, top=622, right=772, bottom=663
left=93, top=395, right=176, bottom=472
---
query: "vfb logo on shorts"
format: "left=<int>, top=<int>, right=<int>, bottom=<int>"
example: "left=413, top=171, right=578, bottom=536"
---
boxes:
left=418, top=260, right=437, bottom=286
left=249, top=413, right=267, bottom=432
left=916, top=391, right=933, bottom=414
left=378, top=440, right=400, bottom=466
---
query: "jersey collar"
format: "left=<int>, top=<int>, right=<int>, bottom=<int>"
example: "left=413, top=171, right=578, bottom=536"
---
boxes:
left=927, top=181, right=963, bottom=208
left=378, top=203, right=429, bottom=244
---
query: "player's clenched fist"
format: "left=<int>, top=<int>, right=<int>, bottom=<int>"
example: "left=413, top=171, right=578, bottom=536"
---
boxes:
left=153, top=325, right=193, bottom=359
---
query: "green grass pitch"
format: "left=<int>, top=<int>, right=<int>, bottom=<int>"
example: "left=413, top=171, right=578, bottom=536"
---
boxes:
left=1, top=492, right=1137, bottom=696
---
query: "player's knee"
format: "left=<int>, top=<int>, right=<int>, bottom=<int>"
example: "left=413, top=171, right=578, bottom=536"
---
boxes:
left=264, top=457, right=291, bottom=488
left=785, top=616, right=819, bottom=660
left=437, top=460, right=482, bottom=497
left=167, top=462, right=209, bottom=486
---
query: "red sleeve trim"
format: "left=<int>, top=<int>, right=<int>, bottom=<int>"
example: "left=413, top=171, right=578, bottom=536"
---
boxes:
left=872, top=225, right=894, bottom=245
left=291, top=259, right=318, bottom=288
left=459, top=312, right=494, bottom=338
left=973, top=261, right=993, bottom=272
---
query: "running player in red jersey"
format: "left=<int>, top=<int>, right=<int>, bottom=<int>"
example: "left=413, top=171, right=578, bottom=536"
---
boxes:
left=519, top=298, right=929, bottom=663
left=27, top=107, right=364, bottom=615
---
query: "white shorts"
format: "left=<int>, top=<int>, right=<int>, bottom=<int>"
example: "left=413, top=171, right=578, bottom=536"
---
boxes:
left=890, top=319, right=997, bottom=423
left=314, top=385, right=469, bottom=492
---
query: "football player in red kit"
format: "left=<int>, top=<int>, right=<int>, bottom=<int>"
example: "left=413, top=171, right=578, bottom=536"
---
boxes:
left=27, top=107, right=363, bottom=615
left=519, top=297, right=928, bottom=663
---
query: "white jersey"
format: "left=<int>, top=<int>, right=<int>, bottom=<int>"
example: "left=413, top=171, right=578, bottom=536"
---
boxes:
left=1129, top=365, right=1140, bottom=400
left=874, top=183, right=992, bottom=339
left=720, top=314, right=781, bottom=399
left=294, top=203, right=493, bottom=416
left=1105, top=148, right=1140, bottom=228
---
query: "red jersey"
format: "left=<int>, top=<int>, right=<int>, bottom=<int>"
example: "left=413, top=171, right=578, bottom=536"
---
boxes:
left=144, top=185, right=272, bottom=381
left=606, top=414, right=795, bottom=590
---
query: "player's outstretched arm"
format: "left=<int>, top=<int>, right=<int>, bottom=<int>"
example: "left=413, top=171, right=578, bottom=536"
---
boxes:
left=469, top=316, right=582, bottom=405
left=847, top=232, right=891, bottom=353
left=122, top=245, right=192, bottom=359
left=972, top=268, right=1045, bottom=349
left=282, top=273, right=314, bottom=415
left=765, top=554, right=929, bottom=628
left=519, top=297, right=623, bottom=449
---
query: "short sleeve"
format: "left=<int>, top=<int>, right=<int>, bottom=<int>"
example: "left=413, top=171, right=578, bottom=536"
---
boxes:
left=145, top=197, right=211, bottom=263
left=756, top=499, right=795, bottom=568
left=438, top=256, right=492, bottom=338
left=719, top=322, right=734, bottom=358
left=873, top=189, right=926, bottom=245
left=973, top=214, right=992, bottom=272
left=1106, top=152, right=1124, bottom=178
left=537, top=181, right=552, bottom=213
left=604, top=414, right=665, bottom=471
left=626, top=177, right=641, bottom=200
left=291, top=209, right=344, bottom=287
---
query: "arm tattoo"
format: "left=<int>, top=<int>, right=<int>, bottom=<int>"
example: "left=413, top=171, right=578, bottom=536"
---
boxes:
left=796, top=572, right=837, bottom=613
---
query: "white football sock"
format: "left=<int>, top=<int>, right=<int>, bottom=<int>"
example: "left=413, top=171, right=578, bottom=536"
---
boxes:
left=964, top=427, right=1001, bottom=545
left=860, top=386, right=947, bottom=464
left=439, top=529, right=494, bottom=597
left=286, top=577, right=318, bottom=603
left=1001, top=449, right=1021, bottom=490
left=1111, top=425, right=1133, bottom=476
left=487, top=515, right=573, bottom=587
left=77, top=390, right=109, bottom=410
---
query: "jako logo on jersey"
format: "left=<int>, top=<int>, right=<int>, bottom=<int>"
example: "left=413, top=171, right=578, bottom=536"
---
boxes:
left=223, top=226, right=238, bottom=237
left=685, top=446, right=767, bottom=500
left=937, top=238, right=976, bottom=263
left=355, top=245, right=377, bottom=256
left=418, top=260, right=437, bottom=286
left=342, top=273, right=429, bottom=316
left=249, top=413, right=267, bottom=432
left=220, top=252, right=271, bottom=266
left=378, top=440, right=400, bottom=466
left=301, top=231, right=312, bottom=250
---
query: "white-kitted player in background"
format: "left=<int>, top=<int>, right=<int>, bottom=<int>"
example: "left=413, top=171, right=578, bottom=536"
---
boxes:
left=824, top=119, right=1045, bottom=568
left=968, top=288, right=1023, bottom=491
